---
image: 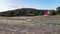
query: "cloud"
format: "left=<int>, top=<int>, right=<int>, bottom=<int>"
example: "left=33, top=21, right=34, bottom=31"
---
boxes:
left=0, top=0, right=16, bottom=12
left=0, top=0, right=41, bottom=12
left=0, top=0, right=58, bottom=12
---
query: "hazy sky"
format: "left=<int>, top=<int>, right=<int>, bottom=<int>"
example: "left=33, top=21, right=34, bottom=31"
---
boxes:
left=0, top=0, right=60, bottom=12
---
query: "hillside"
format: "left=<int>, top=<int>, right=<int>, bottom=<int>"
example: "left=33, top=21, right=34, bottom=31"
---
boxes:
left=0, top=8, right=56, bottom=17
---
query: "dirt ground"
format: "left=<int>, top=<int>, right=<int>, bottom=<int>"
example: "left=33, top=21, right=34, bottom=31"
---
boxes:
left=0, top=21, right=60, bottom=34
left=0, top=16, right=60, bottom=34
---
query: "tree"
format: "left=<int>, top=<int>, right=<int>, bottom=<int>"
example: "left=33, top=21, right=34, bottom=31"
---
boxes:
left=56, top=6, right=60, bottom=15
left=49, top=10, right=56, bottom=15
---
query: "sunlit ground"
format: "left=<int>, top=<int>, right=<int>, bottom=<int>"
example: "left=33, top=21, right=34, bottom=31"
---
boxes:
left=0, top=16, right=60, bottom=34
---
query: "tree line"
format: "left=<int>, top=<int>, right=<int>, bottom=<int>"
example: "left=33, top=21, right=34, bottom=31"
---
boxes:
left=0, top=6, right=60, bottom=17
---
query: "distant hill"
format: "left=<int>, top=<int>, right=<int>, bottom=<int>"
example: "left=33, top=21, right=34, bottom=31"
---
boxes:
left=0, top=8, right=56, bottom=17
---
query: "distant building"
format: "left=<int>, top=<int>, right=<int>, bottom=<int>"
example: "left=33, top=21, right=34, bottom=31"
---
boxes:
left=44, top=10, right=50, bottom=16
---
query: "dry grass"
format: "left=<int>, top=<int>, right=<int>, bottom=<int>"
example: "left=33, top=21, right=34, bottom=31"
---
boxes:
left=0, top=16, right=60, bottom=34
left=0, top=22, right=60, bottom=34
left=0, top=20, right=60, bottom=34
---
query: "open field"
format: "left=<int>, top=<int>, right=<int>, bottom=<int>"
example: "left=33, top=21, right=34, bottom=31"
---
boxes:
left=0, top=16, right=60, bottom=34
left=0, top=16, right=60, bottom=24
left=0, top=21, right=60, bottom=34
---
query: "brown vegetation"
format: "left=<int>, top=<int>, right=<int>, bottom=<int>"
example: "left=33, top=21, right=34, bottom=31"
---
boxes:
left=0, top=20, right=60, bottom=34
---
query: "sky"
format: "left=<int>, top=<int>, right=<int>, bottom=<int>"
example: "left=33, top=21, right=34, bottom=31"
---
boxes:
left=0, top=0, right=60, bottom=12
